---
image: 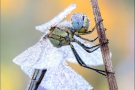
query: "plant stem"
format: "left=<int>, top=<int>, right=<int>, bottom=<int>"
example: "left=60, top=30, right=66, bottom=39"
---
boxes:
left=90, top=0, right=118, bottom=90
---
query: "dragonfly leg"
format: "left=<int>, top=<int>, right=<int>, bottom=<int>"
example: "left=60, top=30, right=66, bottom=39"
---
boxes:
left=76, top=29, right=106, bottom=42
left=75, top=39, right=109, bottom=53
left=75, top=40, right=100, bottom=53
left=76, top=35, right=98, bottom=42
left=75, top=28, right=106, bottom=42
left=87, top=19, right=103, bottom=34
left=82, top=27, right=106, bottom=35
left=27, top=69, right=47, bottom=90
left=70, top=44, right=106, bottom=76
left=76, top=19, right=104, bottom=36
left=73, top=40, right=115, bottom=75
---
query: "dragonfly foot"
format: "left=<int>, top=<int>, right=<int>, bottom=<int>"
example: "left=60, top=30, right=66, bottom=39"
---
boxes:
left=101, top=39, right=109, bottom=45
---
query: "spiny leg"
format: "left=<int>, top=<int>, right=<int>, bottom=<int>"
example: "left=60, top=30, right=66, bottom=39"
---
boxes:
left=75, top=39, right=109, bottom=53
left=74, top=19, right=106, bottom=43
left=73, top=40, right=114, bottom=75
left=75, top=28, right=106, bottom=42
left=70, top=44, right=106, bottom=76
left=75, top=40, right=100, bottom=53
left=76, top=35, right=98, bottom=42
left=77, top=19, right=104, bottom=35
left=27, top=69, right=47, bottom=90
left=85, top=19, right=103, bottom=34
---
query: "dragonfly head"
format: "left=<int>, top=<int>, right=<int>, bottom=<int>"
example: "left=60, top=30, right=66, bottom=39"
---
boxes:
left=71, top=13, right=90, bottom=33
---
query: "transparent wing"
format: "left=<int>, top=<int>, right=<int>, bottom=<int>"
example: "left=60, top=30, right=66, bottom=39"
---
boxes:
left=13, top=38, right=66, bottom=75
left=59, top=45, right=77, bottom=64
left=57, top=20, right=73, bottom=30
left=39, top=61, right=93, bottom=90
left=60, top=35, right=107, bottom=66
left=35, top=4, right=76, bottom=33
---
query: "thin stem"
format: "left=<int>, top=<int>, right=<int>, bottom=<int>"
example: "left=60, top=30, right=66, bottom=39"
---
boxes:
left=90, top=0, right=118, bottom=90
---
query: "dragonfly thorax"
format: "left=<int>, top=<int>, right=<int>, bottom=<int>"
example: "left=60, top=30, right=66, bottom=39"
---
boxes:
left=48, top=27, right=74, bottom=48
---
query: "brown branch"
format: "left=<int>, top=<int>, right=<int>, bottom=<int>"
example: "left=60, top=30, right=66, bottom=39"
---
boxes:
left=90, top=0, right=118, bottom=90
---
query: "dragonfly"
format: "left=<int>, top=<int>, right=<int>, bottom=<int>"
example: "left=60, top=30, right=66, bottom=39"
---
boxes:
left=13, top=4, right=109, bottom=90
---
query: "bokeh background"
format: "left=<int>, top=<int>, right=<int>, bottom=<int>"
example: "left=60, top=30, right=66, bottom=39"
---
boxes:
left=1, top=0, right=134, bottom=90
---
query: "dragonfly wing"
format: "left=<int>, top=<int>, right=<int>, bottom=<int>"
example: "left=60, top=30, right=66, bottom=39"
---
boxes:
left=35, top=4, right=76, bottom=33
left=13, top=40, right=44, bottom=67
left=13, top=38, right=65, bottom=76
left=59, top=45, right=78, bottom=64
left=40, top=61, right=93, bottom=90
left=57, top=20, right=73, bottom=30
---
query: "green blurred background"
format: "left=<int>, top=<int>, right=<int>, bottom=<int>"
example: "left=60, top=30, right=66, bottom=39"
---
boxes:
left=1, top=0, right=134, bottom=90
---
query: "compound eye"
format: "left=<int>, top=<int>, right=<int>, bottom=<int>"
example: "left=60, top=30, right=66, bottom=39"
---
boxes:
left=71, top=13, right=84, bottom=30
